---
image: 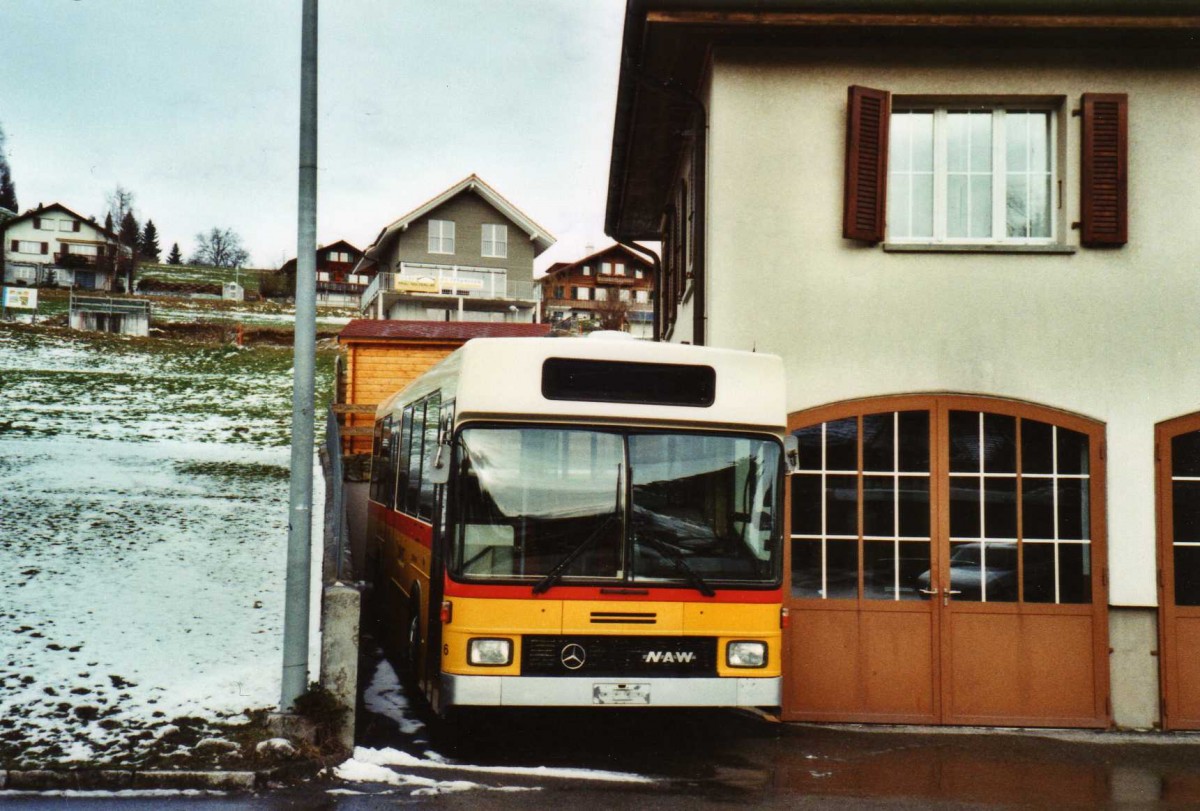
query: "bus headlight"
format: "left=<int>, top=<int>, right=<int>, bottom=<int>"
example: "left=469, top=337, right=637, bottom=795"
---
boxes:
left=726, top=641, right=767, bottom=668
left=468, top=638, right=513, bottom=666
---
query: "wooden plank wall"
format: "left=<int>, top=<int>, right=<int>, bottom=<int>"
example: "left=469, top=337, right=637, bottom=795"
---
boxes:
left=342, top=340, right=461, bottom=453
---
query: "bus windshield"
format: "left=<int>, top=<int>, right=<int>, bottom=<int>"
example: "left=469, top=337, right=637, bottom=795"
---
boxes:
left=451, top=427, right=781, bottom=589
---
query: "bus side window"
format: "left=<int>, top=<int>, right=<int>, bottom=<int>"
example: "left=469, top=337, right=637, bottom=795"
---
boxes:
left=406, top=401, right=426, bottom=515
left=369, top=419, right=384, bottom=502
left=395, top=405, right=413, bottom=512
left=386, top=415, right=400, bottom=511
left=418, top=392, right=441, bottom=520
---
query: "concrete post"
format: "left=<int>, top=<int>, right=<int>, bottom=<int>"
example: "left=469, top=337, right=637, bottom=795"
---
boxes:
left=320, top=582, right=361, bottom=753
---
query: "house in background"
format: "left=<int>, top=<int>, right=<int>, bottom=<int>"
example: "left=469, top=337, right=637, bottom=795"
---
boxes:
left=606, top=0, right=1200, bottom=731
left=538, top=243, right=654, bottom=337
left=279, top=240, right=371, bottom=305
left=2, top=203, right=129, bottom=290
left=356, top=174, right=554, bottom=323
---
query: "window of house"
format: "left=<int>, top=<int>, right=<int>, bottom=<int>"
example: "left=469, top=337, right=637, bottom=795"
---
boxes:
left=67, top=244, right=98, bottom=256
left=601, top=262, right=613, bottom=275
left=15, top=240, right=44, bottom=254
left=574, top=287, right=590, bottom=301
left=887, top=105, right=1056, bottom=244
left=317, top=271, right=330, bottom=281
left=428, top=219, right=455, bottom=254
left=635, top=269, right=644, bottom=280
left=636, top=290, right=649, bottom=304
left=328, top=250, right=351, bottom=262
left=554, top=285, right=564, bottom=299
left=58, top=220, right=75, bottom=232
left=618, top=289, right=631, bottom=302
left=595, top=288, right=608, bottom=302
left=39, top=219, right=57, bottom=231
left=615, top=263, right=626, bottom=276
left=582, top=266, right=591, bottom=276
left=481, top=224, right=508, bottom=258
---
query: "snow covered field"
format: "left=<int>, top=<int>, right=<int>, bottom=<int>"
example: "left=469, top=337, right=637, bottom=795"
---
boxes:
left=0, top=326, right=331, bottom=766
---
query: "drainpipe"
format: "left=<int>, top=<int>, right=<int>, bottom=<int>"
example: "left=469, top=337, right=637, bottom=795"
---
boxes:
left=623, top=66, right=707, bottom=347
left=616, top=240, right=661, bottom=341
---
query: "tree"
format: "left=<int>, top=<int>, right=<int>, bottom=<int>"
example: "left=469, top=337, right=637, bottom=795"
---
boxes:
left=593, top=295, right=631, bottom=332
left=191, top=227, right=250, bottom=268
left=104, top=212, right=114, bottom=233
left=139, top=220, right=161, bottom=263
left=166, top=242, right=183, bottom=265
left=119, top=210, right=139, bottom=249
left=105, top=185, right=135, bottom=232
left=0, top=123, right=16, bottom=213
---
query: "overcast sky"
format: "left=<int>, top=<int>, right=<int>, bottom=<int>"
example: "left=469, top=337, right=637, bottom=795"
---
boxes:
left=2, top=0, right=626, bottom=272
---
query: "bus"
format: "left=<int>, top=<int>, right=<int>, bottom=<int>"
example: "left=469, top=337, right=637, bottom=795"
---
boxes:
left=365, top=334, right=790, bottom=711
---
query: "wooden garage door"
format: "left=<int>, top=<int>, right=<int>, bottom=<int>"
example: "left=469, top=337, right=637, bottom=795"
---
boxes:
left=1158, top=414, right=1200, bottom=730
left=783, top=396, right=1110, bottom=727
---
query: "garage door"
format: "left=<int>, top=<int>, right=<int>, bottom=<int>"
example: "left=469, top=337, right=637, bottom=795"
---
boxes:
left=783, top=396, right=1110, bottom=727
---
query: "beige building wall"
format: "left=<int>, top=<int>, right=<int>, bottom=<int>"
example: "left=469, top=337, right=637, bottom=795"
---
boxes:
left=702, top=46, right=1200, bottom=609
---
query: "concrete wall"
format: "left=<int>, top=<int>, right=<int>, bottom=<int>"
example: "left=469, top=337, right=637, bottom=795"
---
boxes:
left=703, top=45, right=1200, bottom=609
left=386, top=192, right=536, bottom=283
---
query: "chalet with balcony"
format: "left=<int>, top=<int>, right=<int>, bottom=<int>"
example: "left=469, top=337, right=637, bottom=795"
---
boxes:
left=538, top=244, right=654, bottom=337
left=2, top=203, right=129, bottom=290
left=279, top=240, right=371, bottom=305
left=356, top=174, right=555, bottom=323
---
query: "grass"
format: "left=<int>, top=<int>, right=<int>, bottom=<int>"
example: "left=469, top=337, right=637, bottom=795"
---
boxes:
left=137, top=263, right=268, bottom=294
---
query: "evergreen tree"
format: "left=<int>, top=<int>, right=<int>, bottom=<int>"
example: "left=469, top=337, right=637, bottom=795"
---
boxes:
left=167, top=242, right=183, bottom=265
left=119, top=210, right=139, bottom=249
left=104, top=212, right=114, bottom=233
left=139, top=219, right=161, bottom=263
left=0, top=123, right=16, bottom=213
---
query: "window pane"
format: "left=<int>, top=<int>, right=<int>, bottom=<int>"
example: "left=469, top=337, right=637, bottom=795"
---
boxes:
left=1174, top=481, right=1200, bottom=543
left=947, top=113, right=969, bottom=172
left=1058, top=427, right=1090, bottom=475
left=862, top=413, right=894, bottom=472
left=1173, top=431, right=1200, bottom=477
left=898, top=411, right=930, bottom=472
left=898, top=476, right=930, bottom=537
left=948, top=541, right=983, bottom=601
left=949, top=411, right=980, bottom=472
left=1022, top=419, right=1054, bottom=474
left=911, top=112, right=933, bottom=172
left=911, top=174, right=934, bottom=238
left=1059, top=543, right=1092, bottom=604
left=795, top=425, right=822, bottom=471
left=984, top=477, right=1017, bottom=539
left=898, top=541, right=931, bottom=601
left=950, top=476, right=980, bottom=538
left=984, top=413, right=1017, bottom=473
left=826, top=540, right=859, bottom=599
left=791, top=540, right=823, bottom=598
left=826, top=475, right=858, bottom=537
left=791, top=474, right=822, bottom=536
left=825, top=418, right=858, bottom=471
left=1028, top=112, right=1051, bottom=172
left=970, top=175, right=993, bottom=238
left=1022, top=478, right=1055, bottom=540
left=863, top=476, right=894, bottom=537
left=970, top=112, right=992, bottom=171
left=1029, top=175, right=1051, bottom=238
left=864, top=540, right=898, bottom=600
left=888, top=174, right=912, bottom=237
left=947, top=174, right=969, bottom=238
left=1006, top=173, right=1029, bottom=238
left=1058, top=478, right=1089, bottom=540
left=983, top=541, right=1018, bottom=602
left=891, top=113, right=913, bottom=172
left=1024, top=542, right=1056, bottom=603
left=1176, top=546, right=1200, bottom=607
left=1006, top=112, right=1029, bottom=172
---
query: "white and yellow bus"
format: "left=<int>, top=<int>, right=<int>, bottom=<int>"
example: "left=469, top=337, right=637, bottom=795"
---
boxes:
left=366, top=333, right=789, bottom=711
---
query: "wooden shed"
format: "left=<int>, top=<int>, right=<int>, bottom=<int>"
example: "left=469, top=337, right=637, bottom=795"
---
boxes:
left=334, top=320, right=551, bottom=456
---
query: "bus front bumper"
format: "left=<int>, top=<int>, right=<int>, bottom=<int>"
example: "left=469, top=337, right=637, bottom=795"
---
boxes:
left=442, top=674, right=781, bottom=708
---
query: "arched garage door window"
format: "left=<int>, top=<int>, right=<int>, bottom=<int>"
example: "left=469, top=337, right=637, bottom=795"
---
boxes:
left=785, top=396, right=1108, bottom=727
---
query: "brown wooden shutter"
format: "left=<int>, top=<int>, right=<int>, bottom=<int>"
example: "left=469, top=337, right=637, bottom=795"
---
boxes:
left=9, top=240, right=17, bottom=253
left=843, top=85, right=891, bottom=243
left=33, top=218, right=41, bottom=229
left=73, top=221, right=81, bottom=233
left=41, top=242, right=48, bottom=254
left=1080, top=93, right=1128, bottom=247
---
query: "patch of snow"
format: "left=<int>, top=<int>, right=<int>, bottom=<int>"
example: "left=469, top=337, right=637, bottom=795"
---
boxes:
left=362, top=659, right=425, bottom=735
left=256, top=737, right=297, bottom=756
left=0, top=790, right=227, bottom=798
left=350, top=747, right=655, bottom=783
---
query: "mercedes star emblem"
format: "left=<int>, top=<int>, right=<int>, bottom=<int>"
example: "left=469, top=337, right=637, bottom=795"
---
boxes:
left=560, top=643, right=587, bottom=670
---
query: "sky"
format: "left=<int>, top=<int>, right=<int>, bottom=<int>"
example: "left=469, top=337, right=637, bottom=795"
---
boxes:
left=1, top=0, right=626, bottom=272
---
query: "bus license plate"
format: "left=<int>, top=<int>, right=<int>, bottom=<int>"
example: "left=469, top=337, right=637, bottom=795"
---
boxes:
left=593, top=683, right=651, bottom=705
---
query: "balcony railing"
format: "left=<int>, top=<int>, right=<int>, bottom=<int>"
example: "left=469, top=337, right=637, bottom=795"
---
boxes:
left=360, top=264, right=535, bottom=312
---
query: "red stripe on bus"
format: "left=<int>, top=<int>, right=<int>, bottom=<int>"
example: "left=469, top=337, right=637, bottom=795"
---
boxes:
left=443, top=579, right=781, bottom=604
left=368, top=502, right=433, bottom=548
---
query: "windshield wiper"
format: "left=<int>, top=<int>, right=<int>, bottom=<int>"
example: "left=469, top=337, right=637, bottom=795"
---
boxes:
left=532, top=464, right=623, bottom=595
left=636, top=534, right=717, bottom=598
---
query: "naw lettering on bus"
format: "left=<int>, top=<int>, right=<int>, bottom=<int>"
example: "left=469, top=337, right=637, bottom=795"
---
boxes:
left=642, top=651, right=696, bottom=664
left=2, top=287, right=38, bottom=309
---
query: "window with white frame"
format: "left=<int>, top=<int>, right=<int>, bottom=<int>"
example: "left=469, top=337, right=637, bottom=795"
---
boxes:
left=428, top=219, right=455, bottom=254
left=595, top=287, right=608, bottom=302
left=481, top=224, right=508, bottom=258
left=618, top=289, right=631, bottom=302
left=582, top=266, right=591, bottom=276
left=328, top=250, right=351, bottom=262
left=636, top=290, right=649, bottom=304
left=39, top=219, right=58, bottom=231
left=574, top=286, right=590, bottom=301
left=67, top=244, right=99, bottom=256
left=888, top=105, right=1056, bottom=244
left=16, top=240, right=43, bottom=254
left=615, top=263, right=626, bottom=276
left=58, top=220, right=76, bottom=232
left=635, top=269, right=644, bottom=279
left=601, top=262, right=613, bottom=275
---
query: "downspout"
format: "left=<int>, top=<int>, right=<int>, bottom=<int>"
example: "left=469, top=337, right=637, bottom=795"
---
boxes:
left=616, top=240, right=661, bottom=341
left=623, top=66, right=707, bottom=347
